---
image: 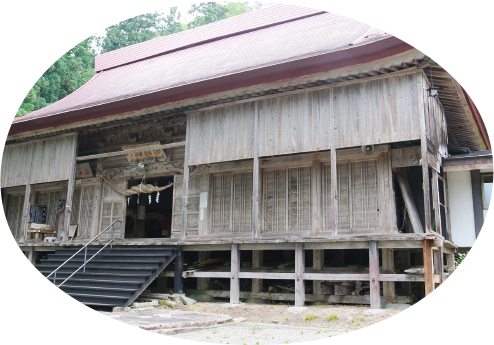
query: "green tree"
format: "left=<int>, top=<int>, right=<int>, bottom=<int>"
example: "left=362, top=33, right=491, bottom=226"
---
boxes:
left=187, top=1, right=264, bottom=29
left=16, top=37, right=96, bottom=117
left=158, top=6, right=184, bottom=36
left=97, top=12, right=163, bottom=53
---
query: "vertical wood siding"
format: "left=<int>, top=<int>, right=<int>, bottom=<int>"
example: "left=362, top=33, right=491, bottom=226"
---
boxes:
left=172, top=174, right=201, bottom=238
left=70, top=186, right=96, bottom=239
left=5, top=194, right=24, bottom=239
left=1, top=133, right=77, bottom=188
left=100, top=181, right=126, bottom=239
left=187, top=73, right=421, bottom=166
left=188, top=102, right=256, bottom=165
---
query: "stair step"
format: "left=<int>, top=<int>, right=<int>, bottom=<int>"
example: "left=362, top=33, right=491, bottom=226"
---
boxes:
left=68, top=293, right=130, bottom=300
left=41, top=258, right=169, bottom=264
left=55, top=281, right=140, bottom=289
left=62, top=287, right=133, bottom=298
left=70, top=295, right=125, bottom=307
left=41, top=271, right=151, bottom=279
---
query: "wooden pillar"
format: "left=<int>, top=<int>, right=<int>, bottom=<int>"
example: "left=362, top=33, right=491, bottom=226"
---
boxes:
left=20, top=184, right=31, bottom=243
left=382, top=249, right=395, bottom=299
left=197, top=251, right=210, bottom=290
left=417, top=71, right=432, bottom=233
left=252, top=100, right=261, bottom=239
left=313, top=249, right=324, bottom=294
left=230, top=244, right=240, bottom=304
left=27, top=247, right=35, bottom=265
left=181, top=125, right=191, bottom=242
left=471, top=170, right=484, bottom=238
left=252, top=250, right=263, bottom=293
left=431, top=170, right=442, bottom=235
left=295, top=243, right=305, bottom=307
left=91, top=158, right=104, bottom=239
left=443, top=173, right=452, bottom=241
left=329, top=88, right=337, bottom=236
left=423, top=239, right=434, bottom=296
left=369, top=241, right=381, bottom=309
left=173, top=246, right=184, bottom=293
left=399, top=250, right=412, bottom=296
left=433, top=247, right=444, bottom=286
left=62, top=134, right=78, bottom=242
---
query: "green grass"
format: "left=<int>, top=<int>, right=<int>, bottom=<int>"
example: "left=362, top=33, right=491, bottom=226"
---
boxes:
left=356, top=322, right=361, bottom=326
left=301, top=331, right=304, bottom=334
left=158, top=300, right=167, bottom=306
left=285, top=341, right=288, bottom=344
left=317, top=330, right=321, bottom=334
left=326, top=314, right=338, bottom=322
left=345, top=329, right=349, bottom=333
left=359, top=317, right=365, bottom=321
left=285, top=317, right=289, bottom=321
left=251, top=325, right=264, bottom=334
left=304, top=313, right=318, bottom=321
left=212, top=329, right=219, bottom=334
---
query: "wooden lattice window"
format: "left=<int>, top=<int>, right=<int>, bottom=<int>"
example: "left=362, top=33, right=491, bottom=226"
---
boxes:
left=263, top=166, right=311, bottom=233
left=210, top=172, right=252, bottom=234
left=323, top=160, right=379, bottom=231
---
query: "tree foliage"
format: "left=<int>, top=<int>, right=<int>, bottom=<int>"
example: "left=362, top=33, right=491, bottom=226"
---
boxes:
left=17, top=2, right=268, bottom=117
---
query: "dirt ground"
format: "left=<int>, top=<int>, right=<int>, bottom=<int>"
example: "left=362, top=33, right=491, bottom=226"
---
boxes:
left=156, top=302, right=403, bottom=331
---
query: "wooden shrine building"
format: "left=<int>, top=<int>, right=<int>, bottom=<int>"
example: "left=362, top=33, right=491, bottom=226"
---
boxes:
left=2, top=4, right=492, bottom=308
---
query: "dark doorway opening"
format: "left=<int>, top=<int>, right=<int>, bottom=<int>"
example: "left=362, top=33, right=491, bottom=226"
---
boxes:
left=125, top=176, right=174, bottom=239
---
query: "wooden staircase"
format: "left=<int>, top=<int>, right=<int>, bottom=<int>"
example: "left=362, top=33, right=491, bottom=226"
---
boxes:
left=38, top=247, right=178, bottom=307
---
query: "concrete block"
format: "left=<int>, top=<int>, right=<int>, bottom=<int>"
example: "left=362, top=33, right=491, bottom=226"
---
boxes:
left=233, top=317, right=247, bottom=323
left=179, top=295, right=197, bottom=305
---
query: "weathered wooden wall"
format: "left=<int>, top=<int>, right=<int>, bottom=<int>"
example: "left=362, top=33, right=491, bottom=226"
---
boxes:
left=99, top=181, right=126, bottom=239
left=188, top=102, right=256, bottom=165
left=4, top=191, right=25, bottom=239
left=1, top=133, right=77, bottom=188
left=187, top=73, right=422, bottom=166
left=418, top=72, right=448, bottom=157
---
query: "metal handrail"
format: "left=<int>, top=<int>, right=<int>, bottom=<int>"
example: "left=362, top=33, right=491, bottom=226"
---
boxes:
left=47, top=220, right=122, bottom=285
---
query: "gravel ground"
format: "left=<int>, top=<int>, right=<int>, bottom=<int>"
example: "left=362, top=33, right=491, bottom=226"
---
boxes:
left=172, top=322, right=348, bottom=344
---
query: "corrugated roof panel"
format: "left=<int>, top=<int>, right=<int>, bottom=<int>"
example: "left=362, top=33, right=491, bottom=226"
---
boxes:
left=14, top=11, right=391, bottom=124
left=95, top=3, right=323, bottom=72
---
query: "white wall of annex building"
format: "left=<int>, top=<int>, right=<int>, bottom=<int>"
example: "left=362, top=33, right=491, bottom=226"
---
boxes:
left=448, top=170, right=477, bottom=248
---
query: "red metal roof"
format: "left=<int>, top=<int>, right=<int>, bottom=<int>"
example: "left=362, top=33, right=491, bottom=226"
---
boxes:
left=13, top=4, right=394, bottom=130
left=95, top=3, right=324, bottom=72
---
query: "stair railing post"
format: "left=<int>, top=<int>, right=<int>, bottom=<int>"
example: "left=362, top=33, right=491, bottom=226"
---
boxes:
left=111, top=223, right=114, bottom=249
left=83, top=246, right=87, bottom=273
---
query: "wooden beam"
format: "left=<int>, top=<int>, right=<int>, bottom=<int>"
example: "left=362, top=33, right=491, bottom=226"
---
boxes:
left=252, top=250, right=263, bottom=293
left=443, top=173, right=452, bottom=241
left=27, top=247, right=35, bottom=265
left=431, top=170, right=442, bottom=235
left=230, top=244, right=240, bottom=304
left=75, top=141, right=186, bottom=161
left=423, top=239, right=434, bottom=296
left=182, top=290, right=412, bottom=304
left=295, top=243, right=305, bottom=307
left=433, top=247, right=444, bottom=287
left=396, top=174, right=425, bottom=233
left=181, top=138, right=190, bottom=241
left=398, top=251, right=412, bottom=295
left=330, top=149, right=337, bottom=236
left=369, top=241, right=381, bottom=309
left=302, top=273, right=370, bottom=281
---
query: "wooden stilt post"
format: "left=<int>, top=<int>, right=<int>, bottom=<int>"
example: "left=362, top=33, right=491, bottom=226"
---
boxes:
left=181, top=126, right=190, bottom=242
left=423, top=239, right=434, bottom=295
left=382, top=249, right=395, bottom=300
left=230, top=244, right=240, bottom=304
left=399, top=250, right=412, bottom=296
left=197, top=251, right=210, bottom=290
left=433, top=247, right=444, bottom=286
left=446, top=252, right=455, bottom=275
left=369, top=241, right=381, bottom=309
left=252, top=100, right=261, bottom=239
left=313, top=249, right=324, bottom=294
left=295, top=243, right=305, bottom=307
left=174, top=246, right=184, bottom=293
left=252, top=250, right=263, bottom=293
